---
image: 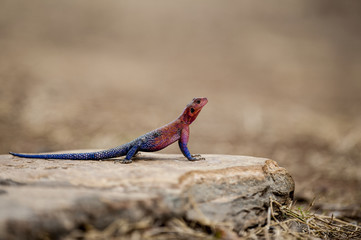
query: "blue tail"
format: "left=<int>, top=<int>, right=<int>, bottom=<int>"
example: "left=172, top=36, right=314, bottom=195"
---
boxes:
left=9, top=144, right=130, bottom=160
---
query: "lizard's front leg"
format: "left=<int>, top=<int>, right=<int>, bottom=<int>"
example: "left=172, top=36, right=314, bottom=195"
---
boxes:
left=178, top=127, right=205, bottom=161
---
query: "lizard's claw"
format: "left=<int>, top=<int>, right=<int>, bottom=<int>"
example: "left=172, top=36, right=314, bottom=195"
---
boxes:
left=121, top=159, right=133, bottom=164
left=189, top=154, right=205, bottom=161
left=114, top=159, right=133, bottom=164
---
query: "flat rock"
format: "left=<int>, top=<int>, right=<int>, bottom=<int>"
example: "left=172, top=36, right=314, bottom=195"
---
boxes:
left=0, top=151, right=294, bottom=239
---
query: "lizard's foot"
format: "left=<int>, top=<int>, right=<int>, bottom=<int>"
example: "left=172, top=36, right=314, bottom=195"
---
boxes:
left=189, top=154, right=205, bottom=161
left=121, top=159, right=133, bottom=164
left=113, top=159, right=133, bottom=164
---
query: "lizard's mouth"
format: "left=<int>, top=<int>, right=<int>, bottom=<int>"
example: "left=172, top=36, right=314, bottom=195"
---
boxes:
left=201, top=97, right=208, bottom=105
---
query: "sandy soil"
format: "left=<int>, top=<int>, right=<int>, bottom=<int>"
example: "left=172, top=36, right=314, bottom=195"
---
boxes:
left=1, top=0, right=360, bottom=220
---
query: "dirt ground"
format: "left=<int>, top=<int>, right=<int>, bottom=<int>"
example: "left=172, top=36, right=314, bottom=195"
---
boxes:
left=1, top=0, right=360, bottom=226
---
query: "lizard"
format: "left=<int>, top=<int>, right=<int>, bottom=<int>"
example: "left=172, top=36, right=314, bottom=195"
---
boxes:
left=10, top=97, right=208, bottom=164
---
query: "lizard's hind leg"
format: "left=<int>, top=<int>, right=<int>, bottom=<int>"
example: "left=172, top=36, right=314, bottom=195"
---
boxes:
left=114, top=145, right=139, bottom=164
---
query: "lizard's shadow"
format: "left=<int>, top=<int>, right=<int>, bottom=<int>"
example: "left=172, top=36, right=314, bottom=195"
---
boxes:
left=132, top=153, right=185, bottom=162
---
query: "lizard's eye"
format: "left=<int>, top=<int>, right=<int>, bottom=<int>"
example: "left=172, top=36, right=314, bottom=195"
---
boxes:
left=196, top=100, right=201, bottom=104
left=190, top=108, right=195, bottom=113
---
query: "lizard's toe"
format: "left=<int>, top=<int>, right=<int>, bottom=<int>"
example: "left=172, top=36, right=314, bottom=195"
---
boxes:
left=189, top=155, right=205, bottom=161
left=121, top=159, right=133, bottom=164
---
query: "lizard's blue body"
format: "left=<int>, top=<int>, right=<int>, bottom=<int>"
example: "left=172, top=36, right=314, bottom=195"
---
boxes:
left=10, top=98, right=208, bottom=164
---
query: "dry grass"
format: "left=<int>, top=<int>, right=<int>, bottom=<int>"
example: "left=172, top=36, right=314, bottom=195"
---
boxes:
left=62, top=198, right=360, bottom=240
left=247, top=199, right=361, bottom=240
left=65, top=217, right=220, bottom=240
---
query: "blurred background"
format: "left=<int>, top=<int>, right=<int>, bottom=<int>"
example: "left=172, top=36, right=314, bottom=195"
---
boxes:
left=1, top=0, right=360, bottom=219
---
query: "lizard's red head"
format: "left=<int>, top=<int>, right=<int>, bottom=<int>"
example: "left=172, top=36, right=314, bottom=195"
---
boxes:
left=180, top=97, right=208, bottom=124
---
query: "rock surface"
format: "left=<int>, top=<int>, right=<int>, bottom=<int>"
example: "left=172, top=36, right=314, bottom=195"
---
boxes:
left=0, top=151, right=294, bottom=239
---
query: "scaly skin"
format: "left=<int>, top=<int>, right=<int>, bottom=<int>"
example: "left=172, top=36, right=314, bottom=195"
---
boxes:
left=10, top=97, right=208, bottom=164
